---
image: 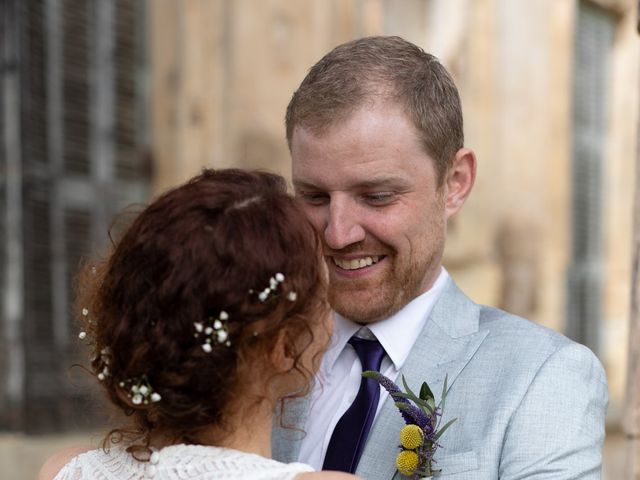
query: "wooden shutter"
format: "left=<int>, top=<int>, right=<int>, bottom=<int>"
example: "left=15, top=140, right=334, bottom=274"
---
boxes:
left=19, top=0, right=66, bottom=433
left=0, top=0, right=149, bottom=432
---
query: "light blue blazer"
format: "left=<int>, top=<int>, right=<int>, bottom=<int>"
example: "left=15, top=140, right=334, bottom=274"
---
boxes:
left=272, top=278, right=608, bottom=479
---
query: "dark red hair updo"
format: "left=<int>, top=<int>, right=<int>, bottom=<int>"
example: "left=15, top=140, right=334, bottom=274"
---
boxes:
left=76, top=169, right=328, bottom=453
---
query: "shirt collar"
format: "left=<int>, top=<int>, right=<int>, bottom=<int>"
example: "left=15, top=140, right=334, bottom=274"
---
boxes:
left=324, top=267, right=449, bottom=371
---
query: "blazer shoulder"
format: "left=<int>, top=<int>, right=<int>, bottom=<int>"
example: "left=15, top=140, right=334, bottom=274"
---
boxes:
left=475, top=305, right=601, bottom=368
left=470, top=305, right=607, bottom=413
left=479, top=305, right=569, bottom=343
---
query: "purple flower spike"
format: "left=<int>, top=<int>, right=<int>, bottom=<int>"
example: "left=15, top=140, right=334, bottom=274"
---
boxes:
left=363, top=371, right=458, bottom=477
left=363, top=371, right=431, bottom=427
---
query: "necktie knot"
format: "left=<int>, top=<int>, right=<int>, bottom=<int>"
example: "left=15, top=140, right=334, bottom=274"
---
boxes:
left=349, top=336, right=385, bottom=373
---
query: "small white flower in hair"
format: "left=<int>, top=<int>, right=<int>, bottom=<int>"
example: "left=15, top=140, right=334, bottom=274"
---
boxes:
left=197, top=311, right=231, bottom=352
left=252, top=272, right=288, bottom=302
left=121, top=376, right=161, bottom=405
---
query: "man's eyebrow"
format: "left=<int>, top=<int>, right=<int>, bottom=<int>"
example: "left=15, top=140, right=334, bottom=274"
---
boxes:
left=292, top=180, right=322, bottom=191
left=352, top=177, right=410, bottom=189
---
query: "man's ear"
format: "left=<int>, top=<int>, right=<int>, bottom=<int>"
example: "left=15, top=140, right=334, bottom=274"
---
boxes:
left=270, top=329, right=295, bottom=373
left=444, top=147, right=476, bottom=219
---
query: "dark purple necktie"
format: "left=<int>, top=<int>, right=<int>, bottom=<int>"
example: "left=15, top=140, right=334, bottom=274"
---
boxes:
left=322, top=336, right=386, bottom=473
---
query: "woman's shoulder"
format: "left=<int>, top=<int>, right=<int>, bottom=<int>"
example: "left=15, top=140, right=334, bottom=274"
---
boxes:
left=296, top=472, right=361, bottom=480
left=38, top=445, right=92, bottom=480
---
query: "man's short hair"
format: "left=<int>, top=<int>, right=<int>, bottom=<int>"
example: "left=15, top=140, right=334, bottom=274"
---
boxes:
left=286, top=36, right=463, bottom=185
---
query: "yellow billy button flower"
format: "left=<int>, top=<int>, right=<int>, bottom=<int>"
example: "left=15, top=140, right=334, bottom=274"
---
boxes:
left=399, top=424, right=424, bottom=450
left=396, top=449, right=419, bottom=476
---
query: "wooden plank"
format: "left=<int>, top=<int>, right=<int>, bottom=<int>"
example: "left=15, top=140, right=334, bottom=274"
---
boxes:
left=148, top=0, right=181, bottom=191
left=88, top=0, right=115, bottom=264
left=90, top=0, right=115, bottom=184
left=0, top=0, right=25, bottom=429
left=148, top=0, right=229, bottom=192
left=626, top=15, right=640, bottom=475
left=46, top=0, right=70, bottom=348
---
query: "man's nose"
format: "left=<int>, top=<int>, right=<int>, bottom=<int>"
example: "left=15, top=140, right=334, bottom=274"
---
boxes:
left=324, top=200, right=366, bottom=250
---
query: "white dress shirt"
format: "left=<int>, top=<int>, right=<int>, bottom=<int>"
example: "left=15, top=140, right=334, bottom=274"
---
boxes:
left=298, top=268, right=449, bottom=470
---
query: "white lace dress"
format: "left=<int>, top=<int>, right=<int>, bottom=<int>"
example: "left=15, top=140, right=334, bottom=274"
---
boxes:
left=53, top=444, right=315, bottom=480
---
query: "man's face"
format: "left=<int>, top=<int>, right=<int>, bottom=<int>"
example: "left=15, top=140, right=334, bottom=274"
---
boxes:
left=291, top=101, right=449, bottom=323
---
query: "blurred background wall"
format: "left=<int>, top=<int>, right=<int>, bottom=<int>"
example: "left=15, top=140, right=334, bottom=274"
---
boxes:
left=1, top=0, right=638, bottom=478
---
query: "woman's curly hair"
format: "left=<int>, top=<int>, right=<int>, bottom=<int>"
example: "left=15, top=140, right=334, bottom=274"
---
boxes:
left=75, top=169, right=328, bottom=455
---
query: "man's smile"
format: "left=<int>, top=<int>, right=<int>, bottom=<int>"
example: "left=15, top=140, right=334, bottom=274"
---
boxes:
left=331, top=255, right=386, bottom=271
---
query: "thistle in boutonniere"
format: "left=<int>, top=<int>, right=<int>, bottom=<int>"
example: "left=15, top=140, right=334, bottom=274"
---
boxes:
left=362, top=371, right=456, bottom=479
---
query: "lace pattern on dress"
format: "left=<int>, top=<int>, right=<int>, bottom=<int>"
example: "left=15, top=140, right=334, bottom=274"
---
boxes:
left=53, top=444, right=314, bottom=480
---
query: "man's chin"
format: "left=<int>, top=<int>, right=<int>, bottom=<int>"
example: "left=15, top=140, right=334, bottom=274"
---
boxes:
left=329, top=289, right=398, bottom=324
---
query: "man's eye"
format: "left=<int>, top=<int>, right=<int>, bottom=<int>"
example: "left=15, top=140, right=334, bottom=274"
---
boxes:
left=299, top=192, right=329, bottom=205
left=363, top=192, right=395, bottom=205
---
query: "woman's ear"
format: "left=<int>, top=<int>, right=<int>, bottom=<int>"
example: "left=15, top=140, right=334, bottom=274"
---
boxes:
left=270, top=329, right=295, bottom=373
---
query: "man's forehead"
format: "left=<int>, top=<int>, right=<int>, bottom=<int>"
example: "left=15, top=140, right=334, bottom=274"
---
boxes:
left=291, top=97, right=411, bottom=143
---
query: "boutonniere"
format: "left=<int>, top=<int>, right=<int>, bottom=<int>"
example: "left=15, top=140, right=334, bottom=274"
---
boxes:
left=362, top=371, right=456, bottom=479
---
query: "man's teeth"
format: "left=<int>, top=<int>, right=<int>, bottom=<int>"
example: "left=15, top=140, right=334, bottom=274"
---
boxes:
left=333, top=256, right=382, bottom=270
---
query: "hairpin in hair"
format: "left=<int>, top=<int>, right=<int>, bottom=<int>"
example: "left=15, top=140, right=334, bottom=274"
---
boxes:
left=119, top=376, right=161, bottom=405
left=194, top=311, right=231, bottom=352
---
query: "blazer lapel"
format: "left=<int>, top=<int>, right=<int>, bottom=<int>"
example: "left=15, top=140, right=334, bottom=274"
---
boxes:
left=356, top=278, right=489, bottom=479
left=271, top=393, right=312, bottom=463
